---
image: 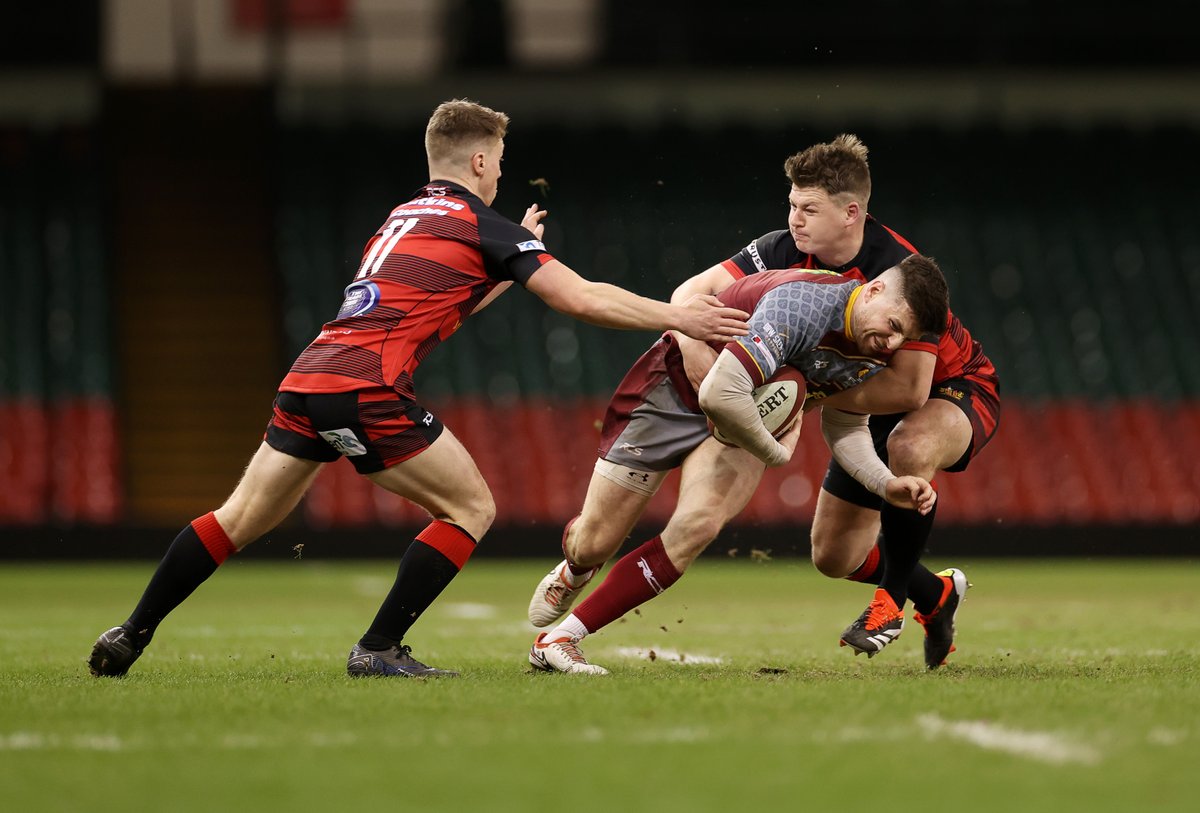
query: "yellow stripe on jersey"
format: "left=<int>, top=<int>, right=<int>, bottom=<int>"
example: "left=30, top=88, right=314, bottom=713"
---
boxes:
left=733, top=339, right=769, bottom=382
left=842, top=284, right=863, bottom=342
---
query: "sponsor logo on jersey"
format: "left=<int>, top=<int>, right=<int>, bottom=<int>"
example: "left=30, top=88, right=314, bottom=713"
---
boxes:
left=760, top=321, right=785, bottom=355
left=620, top=443, right=644, bottom=456
left=744, top=334, right=779, bottom=377
left=337, top=281, right=381, bottom=319
left=392, top=206, right=449, bottom=217
left=746, top=240, right=767, bottom=272
left=516, top=239, right=546, bottom=253
left=938, top=385, right=965, bottom=401
left=407, top=196, right=465, bottom=210
left=319, top=428, right=367, bottom=456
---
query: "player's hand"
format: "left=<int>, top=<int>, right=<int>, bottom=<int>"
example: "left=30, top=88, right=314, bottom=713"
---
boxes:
left=773, top=412, right=805, bottom=464
left=883, top=475, right=937, bottom=514
left=677, top=294, right=749, bottom=343
left=673, top=333, right=720, bottom=391
left=522, top=203, right=548, bottom=240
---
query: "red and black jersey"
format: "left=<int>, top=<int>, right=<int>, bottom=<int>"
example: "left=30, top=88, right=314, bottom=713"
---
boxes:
left=280, top=181, right=554, bottom=398
left=721, top=219, right=995, bottom=388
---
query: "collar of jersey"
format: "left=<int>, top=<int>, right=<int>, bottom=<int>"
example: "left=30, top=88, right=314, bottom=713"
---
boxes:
left=842, top=284, right=863, bottom=341
left=423, top=179, right=471, bottom=196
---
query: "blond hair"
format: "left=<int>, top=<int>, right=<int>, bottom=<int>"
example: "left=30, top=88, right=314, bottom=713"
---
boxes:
left=783, top=134, right=871, bottom=206
left=425, top=99, right=509, bottom=167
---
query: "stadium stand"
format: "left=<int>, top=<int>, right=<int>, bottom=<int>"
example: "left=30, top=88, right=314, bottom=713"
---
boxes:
left=0, top=128, right=119, bottom=524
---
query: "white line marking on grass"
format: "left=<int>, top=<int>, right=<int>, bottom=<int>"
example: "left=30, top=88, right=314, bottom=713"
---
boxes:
left=631, top=726, right=710, bottom=743
left=1147, top=728, right=1187, bottom=746
left=611, top=646, right=724, bottom=665
left=1, top=733, right=123, bottom=751
left=439, top=602, right=497, bottom=619
left=570, top=726, right=710, bottom=743
left=0, top=732, right=46, bottom=750
left=917, top=714, right=1101, bottom=766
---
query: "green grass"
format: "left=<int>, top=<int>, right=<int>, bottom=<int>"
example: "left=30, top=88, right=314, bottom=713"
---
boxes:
left=2, top=557, right=1198, bottom=812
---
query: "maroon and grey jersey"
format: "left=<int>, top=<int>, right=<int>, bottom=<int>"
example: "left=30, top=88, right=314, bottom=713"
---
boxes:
left=720, top=221, right=994, bottom=387
left=280, top=181, right=554, bottom=398
left=715, top=269, right=887, bottom=399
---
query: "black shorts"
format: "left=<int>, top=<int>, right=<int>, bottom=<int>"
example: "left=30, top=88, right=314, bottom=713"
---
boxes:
left=822, top=374, right=1001, bottom=510
left=264, top=388, right=444, bottom=474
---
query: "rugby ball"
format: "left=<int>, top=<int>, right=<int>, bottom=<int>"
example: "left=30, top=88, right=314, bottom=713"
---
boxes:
left=709, top=366, right=806, bottom=446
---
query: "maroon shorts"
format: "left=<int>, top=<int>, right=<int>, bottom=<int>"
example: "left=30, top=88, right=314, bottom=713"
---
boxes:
left=264, top=388, right=444, bottom=474
left=597, top=334, right=711, bottom=472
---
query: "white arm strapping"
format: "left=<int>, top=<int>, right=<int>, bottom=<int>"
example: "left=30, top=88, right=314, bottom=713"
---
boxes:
left=820, top=408, right=895, bottom=498
left=698, top=350, right=788, bottom=466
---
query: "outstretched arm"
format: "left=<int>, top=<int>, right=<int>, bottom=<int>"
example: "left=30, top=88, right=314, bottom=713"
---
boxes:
left=525, top=260, right=749, bottom=342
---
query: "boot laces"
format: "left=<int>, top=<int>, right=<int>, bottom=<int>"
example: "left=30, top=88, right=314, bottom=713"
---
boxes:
left=556, top=638, right=588, bottom=663
left=866, top=596, right=900, bottom=630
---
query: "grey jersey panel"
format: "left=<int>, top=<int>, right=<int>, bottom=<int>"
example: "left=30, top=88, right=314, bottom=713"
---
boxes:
left=733, top=281, right=854, bottom=380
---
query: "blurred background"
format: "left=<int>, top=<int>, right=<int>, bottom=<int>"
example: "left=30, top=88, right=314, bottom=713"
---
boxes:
left=2, top=0, right=1198, bottom=558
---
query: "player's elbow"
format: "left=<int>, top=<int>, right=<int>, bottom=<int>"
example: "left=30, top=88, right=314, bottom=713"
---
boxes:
left=896, top=386, right=929, bottom=413
left=697, top=376, right=722, bottom=418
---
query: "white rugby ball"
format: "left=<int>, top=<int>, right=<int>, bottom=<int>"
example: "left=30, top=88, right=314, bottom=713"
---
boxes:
left=710, top=366, right=806, bottom=446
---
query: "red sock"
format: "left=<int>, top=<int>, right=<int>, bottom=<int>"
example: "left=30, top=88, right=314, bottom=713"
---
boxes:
left=191, top=512, right=237, bottom=565
left=415, top=520, right=477, bottom=569
left=846, top=543, right=882, bottom=583
left=573, top=536, right=680, bottom=634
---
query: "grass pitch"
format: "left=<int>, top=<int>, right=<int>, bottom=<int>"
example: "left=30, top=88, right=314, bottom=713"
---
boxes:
left=1, top=556, right=1197, bottom=812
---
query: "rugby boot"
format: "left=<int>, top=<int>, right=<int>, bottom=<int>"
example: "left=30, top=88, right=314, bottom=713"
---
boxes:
left=88, top=625, right=147, bottom=677
left=527, top=559, right=598, bottom=627
left=839, top=589, right=904, bottom=658
left=346, top=643, right=458, bottom=678
left=528, top=632, right=609, bottom=675
left=913, top=567, right=971, bottom=669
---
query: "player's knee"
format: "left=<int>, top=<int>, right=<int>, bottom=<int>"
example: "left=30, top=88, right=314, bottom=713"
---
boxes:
left=810, top=543, right=855, bottom=579
left=808, top=523, right=858, bottom=578
left=565, top=513, right=623, bottom=565
left=212, top=503, right=267, bottom=549
left=886, top=428, right=938, bottom=479
left=451, top=488, right=495, bottom=540
left=476, top=490, right=497, bottom=533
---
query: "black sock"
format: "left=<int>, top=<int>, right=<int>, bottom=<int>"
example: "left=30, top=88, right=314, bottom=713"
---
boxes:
left=908, top=565, right=947, bottom=615
left=125, top=524, right=221, bottom=646
left=877, top=501, right=937, bottom=609
left=360, top=540, right=462, bottom=650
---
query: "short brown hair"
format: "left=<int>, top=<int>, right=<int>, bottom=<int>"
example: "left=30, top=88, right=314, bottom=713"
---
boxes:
left=425, top=99, right=509, bottom=166
left=783, top=134, right=871, bottom=205
left=894, top=253, right=949, bottom=337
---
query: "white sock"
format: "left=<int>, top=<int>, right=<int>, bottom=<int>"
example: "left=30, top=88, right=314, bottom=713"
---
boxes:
left=560, top=560, right=596, bottom=588
left=548, top=614, right=590, bottom=642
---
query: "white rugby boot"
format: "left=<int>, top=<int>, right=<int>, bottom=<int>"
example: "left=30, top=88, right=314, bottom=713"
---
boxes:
left=528, top=632, right=609, bottom=675
left=527, top=560, right=598, bottom=627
